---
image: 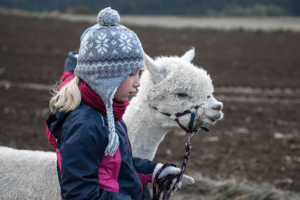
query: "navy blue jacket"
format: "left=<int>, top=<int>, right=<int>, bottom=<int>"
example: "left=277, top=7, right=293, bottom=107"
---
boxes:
left=46, top=102, right=156, bottom=200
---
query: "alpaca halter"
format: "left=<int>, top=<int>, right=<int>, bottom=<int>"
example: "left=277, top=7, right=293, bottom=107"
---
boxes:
left=152, top=104, right=210, bottom=200
left=152, top=104, right=210, bottom=139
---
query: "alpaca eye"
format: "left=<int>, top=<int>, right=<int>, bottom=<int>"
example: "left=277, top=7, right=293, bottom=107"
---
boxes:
left=177, top=92, right=188, bottom=97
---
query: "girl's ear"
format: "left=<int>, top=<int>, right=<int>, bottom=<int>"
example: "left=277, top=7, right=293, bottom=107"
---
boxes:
left=144, top=54, right=164, bottom=84
left=181, top=48, right=195, bottom=63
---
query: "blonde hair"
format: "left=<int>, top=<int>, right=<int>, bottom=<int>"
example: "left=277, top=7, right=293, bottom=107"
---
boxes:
left=50, top=76, right=82, bottom=112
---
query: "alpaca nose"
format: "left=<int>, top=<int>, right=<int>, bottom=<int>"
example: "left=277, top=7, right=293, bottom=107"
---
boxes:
left=212, top=102, right=223, bottom=112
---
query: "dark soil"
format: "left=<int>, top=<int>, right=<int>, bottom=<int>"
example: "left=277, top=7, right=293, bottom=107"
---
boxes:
left=0, top=16, right=299, bottom=193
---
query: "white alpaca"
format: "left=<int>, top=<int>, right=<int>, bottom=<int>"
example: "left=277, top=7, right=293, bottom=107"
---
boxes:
left=0, top=49, right=223, bottom=199
left=124, top=49, right=223, bottom=160
left=0, top=147, right=60, bottom=200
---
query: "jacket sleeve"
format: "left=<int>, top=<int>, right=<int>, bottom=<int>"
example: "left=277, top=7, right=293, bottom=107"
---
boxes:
left=59, top=116, right=131, bottom=200
left=132, top=157, right=157, bottom=186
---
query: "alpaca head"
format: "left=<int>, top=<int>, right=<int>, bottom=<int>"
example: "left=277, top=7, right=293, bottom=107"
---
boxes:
left=139, top=48, right=223, bottom=132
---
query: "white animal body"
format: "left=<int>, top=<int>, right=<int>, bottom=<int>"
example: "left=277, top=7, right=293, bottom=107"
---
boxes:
left=0, top=146, right=60, bottom=200
left=0, top=49, right=223, bottom=199
left=124, top=49, right=223, bottom=160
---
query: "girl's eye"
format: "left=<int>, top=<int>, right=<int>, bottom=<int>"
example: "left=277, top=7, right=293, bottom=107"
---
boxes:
left=177, top=92, right=188, bottom=97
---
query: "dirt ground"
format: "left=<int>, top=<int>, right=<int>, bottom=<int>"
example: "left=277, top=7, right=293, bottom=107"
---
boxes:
left=0, top=16, right=299, bottom=193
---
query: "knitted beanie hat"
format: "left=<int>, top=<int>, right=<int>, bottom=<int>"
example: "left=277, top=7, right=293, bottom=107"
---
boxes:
left=74, top=7, right=144, bottom=156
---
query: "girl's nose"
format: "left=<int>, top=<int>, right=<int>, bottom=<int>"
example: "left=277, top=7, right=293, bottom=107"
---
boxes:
left=133, top=76, right=140, bottom=88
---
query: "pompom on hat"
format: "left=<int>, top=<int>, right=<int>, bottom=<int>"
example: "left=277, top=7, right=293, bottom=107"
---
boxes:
left=74, top=7, right=145, bottom=156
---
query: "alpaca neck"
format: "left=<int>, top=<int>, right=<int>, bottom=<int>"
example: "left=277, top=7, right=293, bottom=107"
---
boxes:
left=124, top=97, right=170, bottom=161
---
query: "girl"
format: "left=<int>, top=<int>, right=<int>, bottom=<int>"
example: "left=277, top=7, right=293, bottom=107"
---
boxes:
left=46, top=7, right=193, bottom=200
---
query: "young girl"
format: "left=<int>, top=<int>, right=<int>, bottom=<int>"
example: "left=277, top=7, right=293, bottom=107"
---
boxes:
left=46, top=7, right=193, bottom=200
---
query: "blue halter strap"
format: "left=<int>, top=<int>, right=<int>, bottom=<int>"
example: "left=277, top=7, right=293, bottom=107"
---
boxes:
left=188, top=111, right=210, bottom=133
left=152, top=105, right=210, bottom=134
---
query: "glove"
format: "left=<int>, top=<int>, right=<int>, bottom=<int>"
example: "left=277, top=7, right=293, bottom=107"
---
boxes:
left=152, top=163, right=194, bottom=191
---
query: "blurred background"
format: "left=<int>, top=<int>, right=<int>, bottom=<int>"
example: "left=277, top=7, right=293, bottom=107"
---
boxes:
left=0, top=0, right=300, bottom=16
left=0, top=0, right=300, bottom=199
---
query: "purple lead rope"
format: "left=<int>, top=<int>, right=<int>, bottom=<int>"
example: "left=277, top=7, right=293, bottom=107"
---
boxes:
left=152, top=143, right=191, bottom=200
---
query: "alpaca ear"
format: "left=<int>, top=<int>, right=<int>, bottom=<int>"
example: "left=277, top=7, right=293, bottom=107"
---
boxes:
left=144, top=54, right=164, bottom=84
left=181, top=48, right=195, bottom=63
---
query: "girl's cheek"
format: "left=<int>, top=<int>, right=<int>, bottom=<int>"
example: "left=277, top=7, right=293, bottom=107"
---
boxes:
left=121, top=79, right=132, bottom=92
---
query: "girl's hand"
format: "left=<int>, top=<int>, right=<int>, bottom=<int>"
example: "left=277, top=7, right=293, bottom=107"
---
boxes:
left=152, top=163, right=194, bottom=191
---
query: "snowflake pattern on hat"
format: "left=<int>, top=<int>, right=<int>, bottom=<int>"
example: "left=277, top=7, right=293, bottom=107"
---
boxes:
left=80, top=40, right=89, bottom=54
left=119, top=34, right=132, bottom=53
left=95, top=33, right=109, bottom=54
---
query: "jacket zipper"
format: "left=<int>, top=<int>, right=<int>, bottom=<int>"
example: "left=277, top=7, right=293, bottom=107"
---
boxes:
left=118, top=121, right=131, bottom=153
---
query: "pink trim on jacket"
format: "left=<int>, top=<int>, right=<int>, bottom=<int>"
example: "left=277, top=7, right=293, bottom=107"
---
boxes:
left=46, top=120, right=56, bottom=148
left=56, top=149, right=62, bottom=171
left=55, top=149, right=63, bottom=200
left=98, top=148, right=121, bottom=193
